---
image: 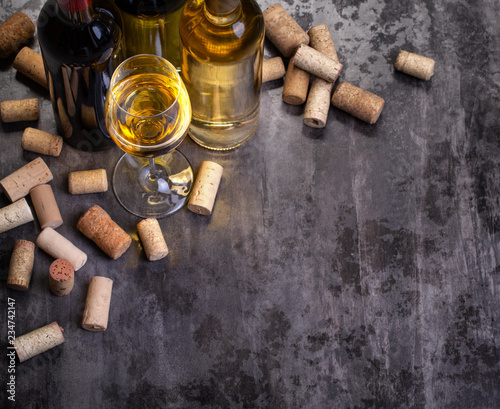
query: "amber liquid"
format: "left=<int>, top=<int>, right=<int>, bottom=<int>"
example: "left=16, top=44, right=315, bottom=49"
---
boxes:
left=180, top=0, right=264, bottom=150
left=105, top=72, right=191, bottom=157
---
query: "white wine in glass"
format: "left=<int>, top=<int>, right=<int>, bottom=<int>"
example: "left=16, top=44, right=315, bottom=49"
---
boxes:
left=105, top=54, right=193, bottom=218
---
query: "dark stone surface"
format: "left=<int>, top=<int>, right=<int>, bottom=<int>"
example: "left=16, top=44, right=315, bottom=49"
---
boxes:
left=1, top=0, right=500, bottom=408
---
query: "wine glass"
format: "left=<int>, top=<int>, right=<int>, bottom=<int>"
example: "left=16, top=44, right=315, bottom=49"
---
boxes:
left=104, top=54, right=193, bottom=218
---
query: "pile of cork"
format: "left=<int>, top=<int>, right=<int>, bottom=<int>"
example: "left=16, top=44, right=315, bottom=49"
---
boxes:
left=0, top=12, right=225, bottom=363
left=260, top=3, right=436, bottom=127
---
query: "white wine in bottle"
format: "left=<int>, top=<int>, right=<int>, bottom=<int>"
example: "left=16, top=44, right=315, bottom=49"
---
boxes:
left=180, top=0, right=265, bottom=150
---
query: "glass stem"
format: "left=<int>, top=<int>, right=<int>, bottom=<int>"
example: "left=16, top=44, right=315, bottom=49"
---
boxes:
left=149, top=158, right=158, bottom=180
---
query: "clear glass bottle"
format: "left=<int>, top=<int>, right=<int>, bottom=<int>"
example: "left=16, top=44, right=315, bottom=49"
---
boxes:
left=37, top=0, right=122, bottom=151
left=114, top=0, right=187, bottom=69
left=180, top=0, right=264, bottom=150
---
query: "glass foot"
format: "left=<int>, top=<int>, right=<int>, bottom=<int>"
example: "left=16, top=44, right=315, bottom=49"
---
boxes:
left=112, top=151, right=193, bottom=218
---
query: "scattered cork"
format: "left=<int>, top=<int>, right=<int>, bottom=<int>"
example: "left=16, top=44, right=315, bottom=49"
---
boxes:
left=77, top=205, right=131, bottom=260
left=0, top=157, right=53, bottom=202
left=188, top=161, right=223, bottom=216
left=394, top=50, right=435, bottom=81
left=7, top=239, right=35, bottom=291
left=0, top=198, right=34, bottom=234
left=13, top=47, right=48, bottom=89
left=262, top=57, right=286, bottom=83
left=82, top=276, right=113, bottom=332
left=331, top=81, right=385, bottom=124
left=137, top=218, right=169, bottom=261
left=14, top=321, right=65, bottom=363
left=49, top=259, right=74, bottom=296
left=22, top=127, right=63, bottom=157
left=293, top=44, right=343, bottom=83
left=36, top=227, right=87, bottom=271
left=282, top=55, right=310, bottom=105
left=304, top=25, right=339, bottom=128
left=263, top=3, right=309, bottom=58
left=0, top=98, right=39, bottom=123
left=68, top=169, right=108, bottom=195
left=29, top=184, right=63, bottom=229
left=0, top=12, right=35, bottom=59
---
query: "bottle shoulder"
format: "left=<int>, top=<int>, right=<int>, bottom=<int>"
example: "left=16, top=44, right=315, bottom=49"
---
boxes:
left=180, top=0, right=264, bottom=61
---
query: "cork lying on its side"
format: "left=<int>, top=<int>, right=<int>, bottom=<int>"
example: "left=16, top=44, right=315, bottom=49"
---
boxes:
left=68, top=169, right=108, bottom=195
left=7, top=239, right=35, bottom=291
left=262, top=57, right=286, bottom=83
left=29, top=184, right=63, bottom=229
left=188, top=161, right=224, bottom=216
left=0, top=98, right=39, bottom=123
left=394, top=50, right=435, bottom=80
left=82, top=276, right=113, bottom=332
left=0, top=12, right=35, bottom=59
left=13, top=47, right=48, bottom=89
left=14, top=321, right=65, bottom=363
left=77, top=205, right=131, bottom=260
left=293, top=44, right=343, bottom=83
left=282, top=55, right=310, bottom=106
left=331, top=81, right=385, bottom=124
left=137, top=218, right=169, bottom=261
left=22, top=128, right=63, bottom=157
left=36, top=227, right=87, bottom=271
left=0, top=198, right=34, bottom=234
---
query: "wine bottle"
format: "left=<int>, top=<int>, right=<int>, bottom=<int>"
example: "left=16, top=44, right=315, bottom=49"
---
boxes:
left=180, top=0, right=265, bottom=150
left=37, top=0, right=121, bottom=151
left=114, top=0, right=187, bottom=69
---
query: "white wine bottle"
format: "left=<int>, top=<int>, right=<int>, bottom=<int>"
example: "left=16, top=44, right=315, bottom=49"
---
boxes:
left=180, top=0, right=265, bottom=150
left=114, top=0, right=187, bottom=69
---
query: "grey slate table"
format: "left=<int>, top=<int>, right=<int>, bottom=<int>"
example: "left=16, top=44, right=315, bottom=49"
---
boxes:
left=1, top=0, right=499, bottom=408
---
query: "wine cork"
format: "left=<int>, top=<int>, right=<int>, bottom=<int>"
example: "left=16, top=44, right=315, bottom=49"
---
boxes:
left=0, top=157, right=53, bottom=202
left=137, top=218, right=169, bottom=261
left=263, top=3, right=309, bottom=58
left=282, top=56, right=310, bottom=105
left=0, top=198, right=34, bottom=234
left=0, top=12, right=35, bottom=59
left=394, top=50, right=435, bottom=80
left=13, top=47, right=48, bottom=88
left=22, top=127, right=63, bottom=157
left=331, top=81, right=385, bottom=124
left=29, top=184, right=63, bottom=229
left=77, top=205, right=131, bottom=260
left=68, top=169, right=108, bottom=195
left=262, top=56, right=285, bottom=83
left=36, top=227, right=87, bottom=271
left=304, top=25, right=339, bottom=128
left=0, top=98, right=39, bottom=123
left=82, top=276, right=113, bottom=332
left=14, top=322, right=65, bottom=363
left=293, top=44, right=343, bottom=83
left=188, top=161, right=223, bottom=216
left=49, top=259, right=74, bottom=296
left=7, top=240, right=35, bottom=291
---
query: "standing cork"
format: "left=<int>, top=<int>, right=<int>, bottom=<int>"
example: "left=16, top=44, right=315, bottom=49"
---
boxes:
left=7, top=240, right=35, bottom=291
left=13, top=47, right=48, bottom=89
left=394, top=50, right=435, bottom=80
left=293, top=44, right=343, bottom=83
left=29, top=184, right=63, bottom=229
left=263, top=3, right=309, bottom=58
left=137, top=218, right=169, bottom=261
left=68, top=169, right=108, bottom=195
left=82, top=276, right=113, bottom=332
left=282, top=56, right=310, bottom=105
left=0, top=98, right=39, bottom=123
left=331, top=81, right=385, bottom=124
left=22, top=127, right=63, bottom=157
left=0, top=157, right=53, bottom=202
left=14, top=322, right=65, bottom=363
left=304, top=25, right=339, bottom=128
left=262, top=57, right=286, bottom=83
left=36, top=227, right=87, bottom=271
left=188, top=161, right=223, bottom=216
left=77, top=205, right=131, bottom=259
left=0, top=12, right=35, bottom=59
left=49, top=259, right=74, bottom=296
left=0, top=198, right=34, bottom=234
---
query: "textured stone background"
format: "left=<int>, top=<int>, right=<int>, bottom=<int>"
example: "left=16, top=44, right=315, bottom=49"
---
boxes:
left=1, top=0, right=499, bottom=408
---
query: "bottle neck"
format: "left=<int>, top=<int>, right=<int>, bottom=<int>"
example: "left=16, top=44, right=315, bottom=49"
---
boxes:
left=57, top=0, right=94, bottom=24
left=204, top=0, right=241, bottom=25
